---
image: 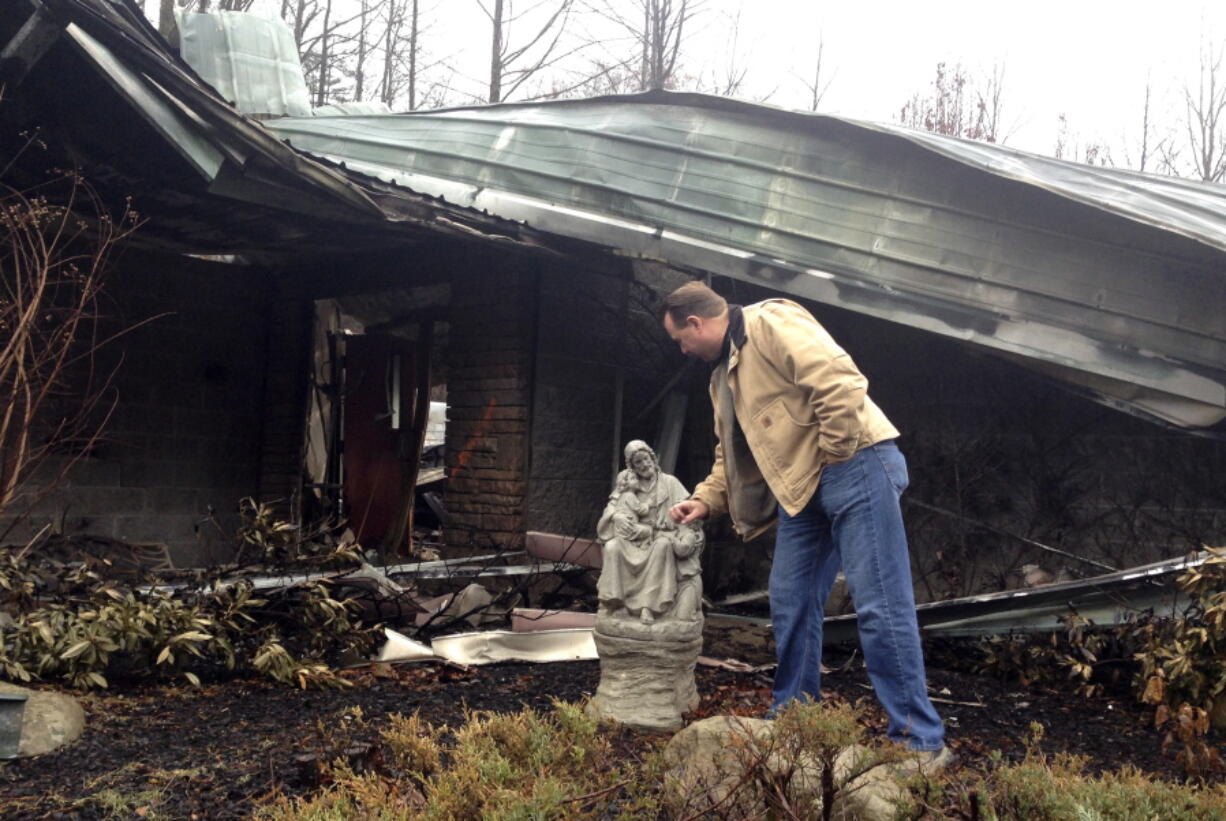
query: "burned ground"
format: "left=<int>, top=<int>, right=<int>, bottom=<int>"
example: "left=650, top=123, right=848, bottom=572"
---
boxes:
left=0, top=624, right=1208, bottom=820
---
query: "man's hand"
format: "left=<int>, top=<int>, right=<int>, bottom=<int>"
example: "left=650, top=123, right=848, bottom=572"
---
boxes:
left=669, top=499, right=710, bottom=524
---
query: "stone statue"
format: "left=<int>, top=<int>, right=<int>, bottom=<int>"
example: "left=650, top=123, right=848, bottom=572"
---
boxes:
left=588, top=441, right=704, bottom=731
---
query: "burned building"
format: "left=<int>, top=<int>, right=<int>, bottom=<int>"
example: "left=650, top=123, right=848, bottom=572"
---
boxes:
left=2, top=0, right=1224, bottom=602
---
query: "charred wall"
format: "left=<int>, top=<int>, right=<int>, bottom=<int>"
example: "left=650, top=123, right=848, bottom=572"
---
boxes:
left=7, top=252, right=277, bottom=566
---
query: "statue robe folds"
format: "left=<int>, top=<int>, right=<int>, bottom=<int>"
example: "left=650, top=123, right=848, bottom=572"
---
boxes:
left=595, top=472, right=693, bottom=618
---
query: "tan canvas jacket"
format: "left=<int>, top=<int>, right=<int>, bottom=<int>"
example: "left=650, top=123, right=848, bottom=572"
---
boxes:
left=690, top=299, right=900, bottom=539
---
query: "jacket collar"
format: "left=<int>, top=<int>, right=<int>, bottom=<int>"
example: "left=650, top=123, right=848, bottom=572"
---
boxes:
left=721, top=304, right=746, bottom=370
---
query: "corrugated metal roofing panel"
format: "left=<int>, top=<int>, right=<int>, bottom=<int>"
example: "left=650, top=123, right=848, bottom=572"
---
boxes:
left=177, top=10, right=311, bottom=118
left=264, top=94, right=1226, bottom=430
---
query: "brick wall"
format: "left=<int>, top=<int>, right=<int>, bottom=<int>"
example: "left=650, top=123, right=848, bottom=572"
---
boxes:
left=442, top=266, right=538, bottom=551
left=6, top=252, right=275, bottom=566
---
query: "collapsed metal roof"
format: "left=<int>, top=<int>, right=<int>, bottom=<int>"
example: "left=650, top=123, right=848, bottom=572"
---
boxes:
left=263, top=96, right=1226, bottom=433
left=4, top=0, right=1226, bottom=433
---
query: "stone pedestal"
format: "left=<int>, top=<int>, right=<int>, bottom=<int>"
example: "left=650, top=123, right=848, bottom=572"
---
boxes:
left=587, top=614, right=703, bottom=731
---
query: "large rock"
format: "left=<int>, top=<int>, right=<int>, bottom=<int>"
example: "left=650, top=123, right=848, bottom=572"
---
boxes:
left=587, top=622, right=702, bottom=731
left=0, top=682, right=85, bottom=757
left=663, top=714, right=907, bottom=821
left=664, top=714, right=774, bottom=806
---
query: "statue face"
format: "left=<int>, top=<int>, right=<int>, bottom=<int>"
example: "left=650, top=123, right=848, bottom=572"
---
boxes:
left=630, top=450, right=656, bottom=478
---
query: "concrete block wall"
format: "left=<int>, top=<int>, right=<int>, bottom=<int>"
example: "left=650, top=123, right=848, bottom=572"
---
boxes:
left=442, top=266, right=537, bottom=550
left=4, top=253, right=273, bottom=566
left=256, top=296, right=313, bottom=518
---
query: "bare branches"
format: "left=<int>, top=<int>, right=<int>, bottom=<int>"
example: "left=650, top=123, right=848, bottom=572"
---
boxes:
left=699, top=5, right=756, bottom=99
left=581, top=0, right=705, bottom=93
left=799, top=31, right=834, bottom=112
left=0, top=166, right=141, bottom=541
left=899, top=61, right=1011, bottom=144
left=485, top=0, right=579, bottom=103
left=1183, top=34, right=1226, bottom=182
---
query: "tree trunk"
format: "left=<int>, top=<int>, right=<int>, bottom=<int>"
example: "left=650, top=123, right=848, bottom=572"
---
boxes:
left=354, top=0, right=368, bottom=101
left=489, top=0, right=504, bottom=103
left=315, top=0, right=333, bottom=107
left=409, top=0, right=419, bottom=109
left=157, top=0, right=177, bottom=45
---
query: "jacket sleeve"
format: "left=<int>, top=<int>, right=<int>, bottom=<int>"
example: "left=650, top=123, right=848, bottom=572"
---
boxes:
left=757, top=302, right=869, bottom=461
left=690, top=436, right=729, bottom=518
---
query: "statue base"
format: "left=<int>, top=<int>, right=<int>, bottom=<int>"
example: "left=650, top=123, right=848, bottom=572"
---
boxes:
left=587, top=615, right=703, bottom=732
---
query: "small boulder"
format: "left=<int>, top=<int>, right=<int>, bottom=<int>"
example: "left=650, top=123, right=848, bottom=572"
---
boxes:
left=0, top=682, right=85, bottom=757
left=663, top=714, right=906, bottom=821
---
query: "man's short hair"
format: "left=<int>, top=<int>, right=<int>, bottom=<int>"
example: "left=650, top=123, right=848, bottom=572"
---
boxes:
left=661, top=281, right=728, bottom=326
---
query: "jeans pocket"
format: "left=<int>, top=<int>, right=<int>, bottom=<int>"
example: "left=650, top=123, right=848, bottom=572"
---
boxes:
left=874, top=444, right=909, bottom=493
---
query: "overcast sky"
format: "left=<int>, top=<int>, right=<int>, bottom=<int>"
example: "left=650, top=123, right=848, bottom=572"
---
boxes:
left=234, top=0, right=1225, bottom=164
left=731, top=0, right=1224, bottom=158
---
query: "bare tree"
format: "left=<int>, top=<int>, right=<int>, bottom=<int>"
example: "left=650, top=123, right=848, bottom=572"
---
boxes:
left=899, top=61, right=1011, bottom=143
left=375, top=0, right=453, bottom=110
left=314, top=0, right=334, bottom=107
left=158, top=0, right=176, bottom=41
left=1120, top=77, right=1172, bottom=173
left=480, top=0, right=580, bottom=103
left=1053, top=113, right=1113, bottom=166
left=586, top=0, right=705, bottom=92
left=1181, top=35, right=1226, bottom=182
left=701, top=8, right=746, bottom=96
left=282, top=0, right=322, bottom=47
left=799, top=31, right=834, bottom=112
left=281, top=0, right=364, bottom=106
left=976, top=62, right=1008, bottom=143
left=353, top=0, right=370, bottom=101
left=900, top=62, right=970, bottom=136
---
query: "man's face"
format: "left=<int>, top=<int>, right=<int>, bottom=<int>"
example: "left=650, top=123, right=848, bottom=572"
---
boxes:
left=663, top=312, right=722, bottom=362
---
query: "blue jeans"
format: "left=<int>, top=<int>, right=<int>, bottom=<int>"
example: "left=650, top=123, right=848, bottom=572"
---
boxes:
left=768, top=440, right=945, bottom=750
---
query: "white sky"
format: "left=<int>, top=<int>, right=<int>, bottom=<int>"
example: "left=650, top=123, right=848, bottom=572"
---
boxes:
left=726, top=0, right=1223, bottom=157
left=235, top=0, right=1226, bottom=163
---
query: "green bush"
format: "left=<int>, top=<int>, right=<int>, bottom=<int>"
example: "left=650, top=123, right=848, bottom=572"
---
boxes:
left=898, top=723, right=1226, bottom=820
left=0, top=500, right=379, bottom=689
left=259, top=700, right=658, bottom=821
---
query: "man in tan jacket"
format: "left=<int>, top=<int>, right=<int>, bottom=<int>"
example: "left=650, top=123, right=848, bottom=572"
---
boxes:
left=663, top=281, right=948, bottom=759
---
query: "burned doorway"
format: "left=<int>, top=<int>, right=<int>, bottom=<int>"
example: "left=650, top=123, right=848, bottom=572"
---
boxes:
left=303, top=287, right=449, bottom=564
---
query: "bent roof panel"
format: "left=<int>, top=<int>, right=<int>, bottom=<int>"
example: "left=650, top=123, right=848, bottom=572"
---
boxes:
left=265, top=93, right=1226, bottom=430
